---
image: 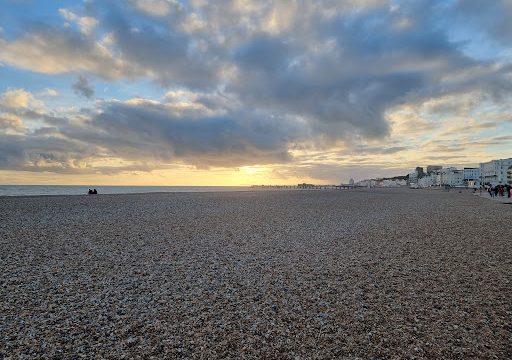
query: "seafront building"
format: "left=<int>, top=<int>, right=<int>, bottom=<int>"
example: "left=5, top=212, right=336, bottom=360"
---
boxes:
left=412, top=167, right=470, bottom=187
left=463, top=167, right=480, bottom=186
left=378, top=179, right=407, bottom=187
left=408, top=171, right=418, bottom=184
left=443, top=169, right=464, bottom=186
left=418, top=175, right=434, bottom=187
left=355, top=157, right=510, bottom=188
left=435, top=167, right=459, bottom=186
left=426, top=165, right=442, bottom=174
left=480, top=158, right=512, bottom=185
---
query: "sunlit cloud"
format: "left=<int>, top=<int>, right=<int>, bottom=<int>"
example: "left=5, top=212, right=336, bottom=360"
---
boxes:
left=0, top=0, right=511, bottom=184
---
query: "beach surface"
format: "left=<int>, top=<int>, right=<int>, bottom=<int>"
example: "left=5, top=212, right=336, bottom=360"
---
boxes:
left=1, top=188, right=511, bottom=358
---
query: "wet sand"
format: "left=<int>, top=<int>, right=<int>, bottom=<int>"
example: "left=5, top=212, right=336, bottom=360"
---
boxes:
left=1, top=188, right=511, bottom=358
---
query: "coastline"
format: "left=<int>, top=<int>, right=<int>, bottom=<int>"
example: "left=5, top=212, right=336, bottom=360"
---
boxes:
left=0, top=185, right=254, bottom=197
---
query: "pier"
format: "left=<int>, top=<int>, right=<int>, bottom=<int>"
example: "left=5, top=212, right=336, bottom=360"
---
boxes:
left=251, top=183, right=363, bottom=190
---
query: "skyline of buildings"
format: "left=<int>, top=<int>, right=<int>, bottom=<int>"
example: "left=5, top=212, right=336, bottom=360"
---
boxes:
left=356, top=157, right=512, bottom=188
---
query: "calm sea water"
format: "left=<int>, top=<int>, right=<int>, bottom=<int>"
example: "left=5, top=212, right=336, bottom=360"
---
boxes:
left=0, top=185, right=253, bottom=197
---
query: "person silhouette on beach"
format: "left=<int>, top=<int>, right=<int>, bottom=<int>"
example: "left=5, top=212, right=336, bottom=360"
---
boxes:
left=88, top=189, right=93, bottom=195
left=93, top=189, right=98, bottom=194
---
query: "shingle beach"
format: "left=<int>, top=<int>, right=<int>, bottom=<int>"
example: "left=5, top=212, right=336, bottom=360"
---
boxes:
left=1, top=188, right=511, bottom=359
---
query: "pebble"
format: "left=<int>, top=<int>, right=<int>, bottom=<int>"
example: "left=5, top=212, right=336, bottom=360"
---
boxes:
left=0, top=188, right=510, bottom=358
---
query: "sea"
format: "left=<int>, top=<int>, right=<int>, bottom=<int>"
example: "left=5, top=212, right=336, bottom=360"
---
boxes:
left=0, top=185, right=254, bottom=197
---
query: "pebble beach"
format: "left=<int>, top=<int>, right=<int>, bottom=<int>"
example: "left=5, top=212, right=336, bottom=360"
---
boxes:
left=1, top=188, right=511, bottom=358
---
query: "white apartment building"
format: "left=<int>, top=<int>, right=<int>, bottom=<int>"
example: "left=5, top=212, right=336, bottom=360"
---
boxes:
left=463, top=167, right=480, bottom=187
left=408, top=171, right=418, bottom=184
left=437, top=168, right=463, bottom=186
left=480, top=158, right=512, bottom=185
left=380, top=179, right=407, bottom=187
left=418, top=175, right=434, bottom=187
left=445, top=169, right=464, bottom=186
left=436, top=167, right=465, bottom=186
left=463, top=167, right=480, bottom=181
left=356, top=179, right=377, bottom=187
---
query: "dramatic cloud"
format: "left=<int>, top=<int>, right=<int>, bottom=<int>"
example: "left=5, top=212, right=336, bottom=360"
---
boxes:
left=0, top=0, right=511, bottom=181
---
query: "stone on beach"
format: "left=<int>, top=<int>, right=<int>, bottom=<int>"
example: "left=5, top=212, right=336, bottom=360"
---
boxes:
left=0, top=188, right=510, bottom=358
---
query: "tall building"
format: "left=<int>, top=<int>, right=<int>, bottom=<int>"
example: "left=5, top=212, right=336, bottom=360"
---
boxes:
left=507, top=166, right=512, bottom=185
left=438, top=167, right=462, bottom=186
left=463, top=167, right=480, bottom=186
left=426, top=165, right=442, bottom=174
left=408, top=171, right=418, bottom=184
left=480, top=158, right=512, bottom=185
left=418, top=174, right=435, bottom=187
left=415, top=167, right=425, bottom=179
left=444, top=169, right=464, bottom=186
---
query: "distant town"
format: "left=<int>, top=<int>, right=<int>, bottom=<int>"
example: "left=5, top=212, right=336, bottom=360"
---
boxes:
left=354, top=157, right=512, bottom=188
left=252, top=157, right=512, bottom=190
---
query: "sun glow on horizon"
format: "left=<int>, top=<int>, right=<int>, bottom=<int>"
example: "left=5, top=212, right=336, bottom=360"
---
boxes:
left=0, top=0, right=511, bottom=185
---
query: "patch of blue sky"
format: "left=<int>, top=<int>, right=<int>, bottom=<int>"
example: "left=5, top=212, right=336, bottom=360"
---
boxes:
left=0, top=65, right=69, bottom=94
left=0, top=0, right=78, bottom=38
left=442, top=9, right=508, bottom=62
left=97, top=78, right=168, bottom=102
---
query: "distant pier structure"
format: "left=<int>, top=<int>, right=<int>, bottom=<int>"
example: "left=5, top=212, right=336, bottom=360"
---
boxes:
left=251, top=183, right=361, bottom=190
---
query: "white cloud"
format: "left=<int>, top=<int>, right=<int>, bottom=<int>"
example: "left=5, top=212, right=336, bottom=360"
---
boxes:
left=0, top=31, right=136, bottom=79
left=130, top=0, right=181, bottom=17
left=59, top=8, right=98, bottom=35
left=0, top=112, right=26, bottom=134
left=0, top=89, right=43, bottom=109
left=41, top=88, right=59, bottom=97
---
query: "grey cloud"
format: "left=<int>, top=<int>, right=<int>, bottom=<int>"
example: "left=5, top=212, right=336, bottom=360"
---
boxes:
left=73, top=76, right=95, bottom=98
left=96, top=2, right=220, bottom=88
left=0, top=136, right=24, bottom=168
left=87, top=102, right=299, bottom=167
left=0, top=26, right=134, bottom=79
left=1, top=0, right=512, bottom=175
left=0, top=132, right=99, bottom=172
left=225, top=1, right=495, bottom=142
left=452, top=0, right=512, bottom=46
left=0, top=97, right=303, bottom=174
left=354, top=146, right=407, bottom=155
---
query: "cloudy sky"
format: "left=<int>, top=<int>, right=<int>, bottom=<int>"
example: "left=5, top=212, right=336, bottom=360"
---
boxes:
left=1, top=0, right=511, bottom=185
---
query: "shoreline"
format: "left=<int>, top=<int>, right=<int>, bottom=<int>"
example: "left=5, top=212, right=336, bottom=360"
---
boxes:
left=0, top=185, right=461, bottom=198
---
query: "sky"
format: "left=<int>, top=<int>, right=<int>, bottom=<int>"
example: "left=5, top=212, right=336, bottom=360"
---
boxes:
left=0, top=0, right=511, bottom=185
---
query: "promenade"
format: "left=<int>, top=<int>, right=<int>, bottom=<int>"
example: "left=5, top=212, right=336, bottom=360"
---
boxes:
left=474, top=191, right=512, bottom=204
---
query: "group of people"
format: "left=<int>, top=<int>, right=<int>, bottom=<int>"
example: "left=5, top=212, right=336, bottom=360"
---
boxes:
left=88, top=189, right=98, bottom=195
left=486, top=184, right=511, bottom=198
